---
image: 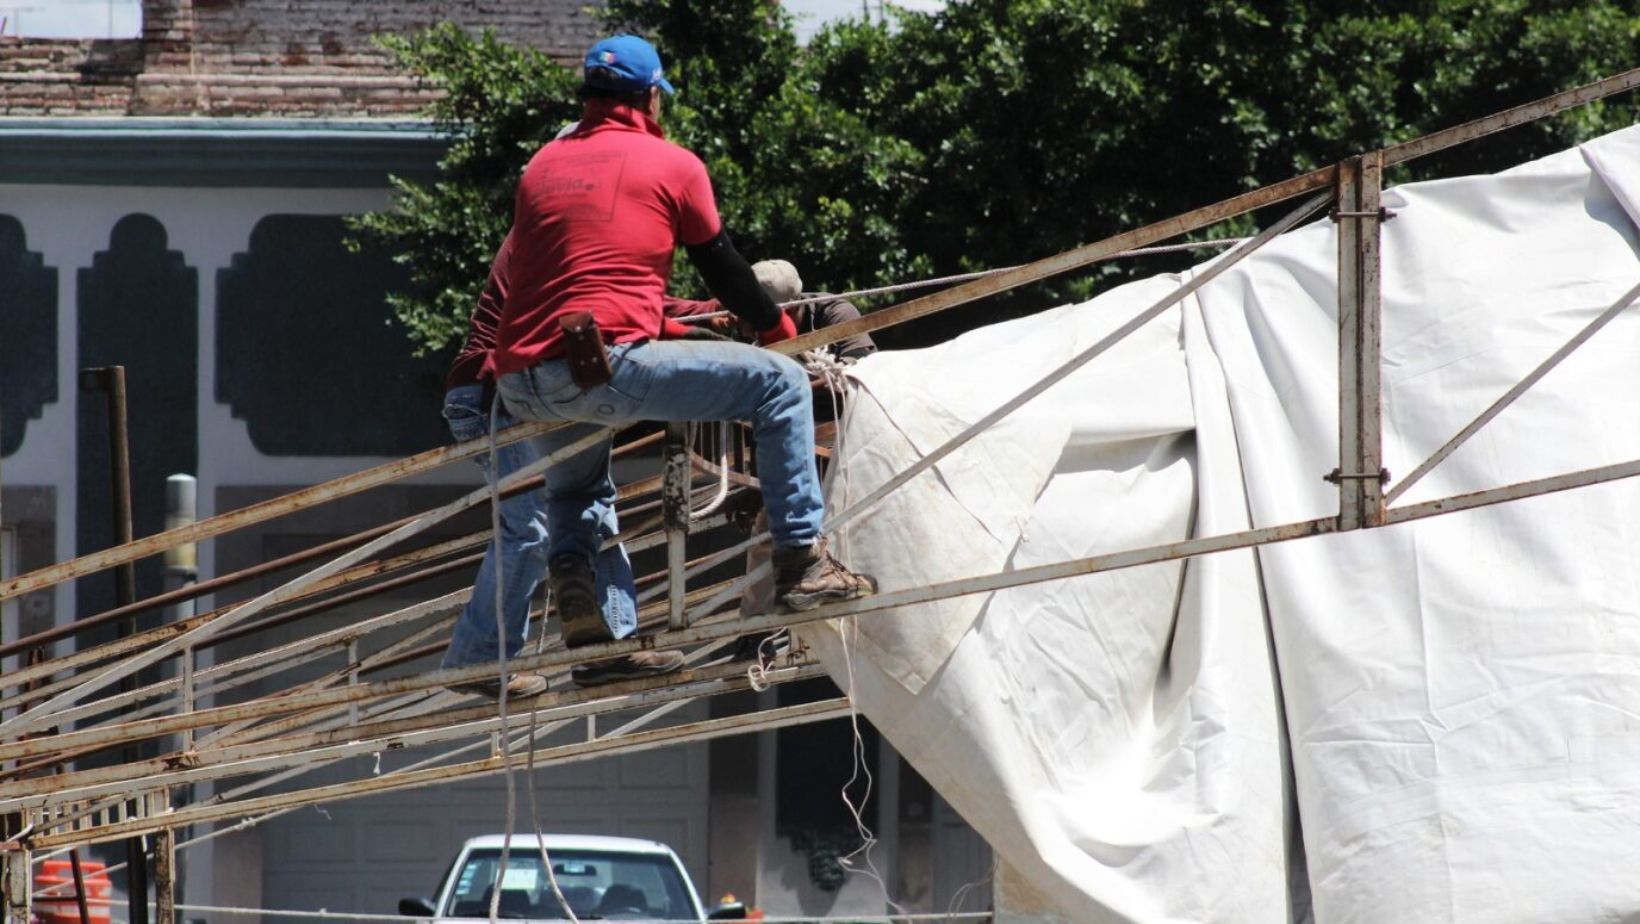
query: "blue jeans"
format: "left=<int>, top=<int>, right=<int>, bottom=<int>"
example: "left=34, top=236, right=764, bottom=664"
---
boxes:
left=497, top=339, right=823, bottom=582
left=438, top=385, right=638, bottom=671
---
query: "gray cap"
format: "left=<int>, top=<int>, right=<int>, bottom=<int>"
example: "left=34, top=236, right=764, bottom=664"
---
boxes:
left=751, top=259, right=802, bottom=303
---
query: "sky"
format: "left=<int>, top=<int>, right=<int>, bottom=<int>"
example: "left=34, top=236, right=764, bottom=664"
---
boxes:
left=1, top=0, right=943, bottom=41
left=785, top=0, right=946, bottom=40
left=0, top=0, right=140, bottom=38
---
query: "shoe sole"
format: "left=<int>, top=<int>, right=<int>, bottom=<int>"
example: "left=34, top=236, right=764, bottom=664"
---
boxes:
left=448, top=677, right=549, bottom=699
left=779, top=583, right=875, bottom=613
left=570, top=657, right=686, bottom=688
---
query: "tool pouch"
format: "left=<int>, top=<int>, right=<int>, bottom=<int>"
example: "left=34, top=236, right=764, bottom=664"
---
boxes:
left=560, top=310, right=613, bottom=389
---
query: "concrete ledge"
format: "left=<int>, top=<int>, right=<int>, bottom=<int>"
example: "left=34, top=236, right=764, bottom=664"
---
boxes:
left=0, top=117, right=447, bottom=187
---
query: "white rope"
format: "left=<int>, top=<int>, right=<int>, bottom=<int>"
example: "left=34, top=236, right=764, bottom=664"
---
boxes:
left=943, top=854, right=999, bottom=919
left=148, top=904, right=410, bottom=921
left=139, top=903, right=994, bottom=922
left=673, top=235, right=1251, bottom=322
left=833, top=613, right=906, bottom=913
left=525, top=705, right=581, bottom=923
left=688, top=422, right=732, bottom=521
left=790, top=350, right=914, bottom=912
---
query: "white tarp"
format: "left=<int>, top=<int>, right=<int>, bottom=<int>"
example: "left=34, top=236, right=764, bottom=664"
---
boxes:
left=804, top=124, right=1640, bottom=922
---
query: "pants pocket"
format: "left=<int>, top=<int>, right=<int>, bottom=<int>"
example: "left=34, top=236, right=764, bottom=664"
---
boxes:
left=441, top=392, right=488, bottom=443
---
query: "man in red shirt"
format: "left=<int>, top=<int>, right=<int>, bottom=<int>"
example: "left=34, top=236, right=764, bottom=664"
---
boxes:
left=493, top=34, right=875, bottom=686
left=440, top=232, right=667, bottom=696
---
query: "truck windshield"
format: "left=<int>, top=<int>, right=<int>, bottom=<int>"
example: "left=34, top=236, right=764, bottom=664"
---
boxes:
left=441, top=848, right=697, bottom=920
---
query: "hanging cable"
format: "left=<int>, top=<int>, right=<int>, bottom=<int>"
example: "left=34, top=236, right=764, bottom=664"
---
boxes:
left=673, top=236, right=1251, bottom=323
left=486, top=395, right=519, bottom=924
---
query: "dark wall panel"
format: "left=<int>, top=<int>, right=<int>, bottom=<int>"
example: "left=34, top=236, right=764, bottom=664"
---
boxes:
left=216, top=214, right=447, bottom=456
left=76, top=213, right=199, bottom=620
left=0, top=215, right=59, bottom=459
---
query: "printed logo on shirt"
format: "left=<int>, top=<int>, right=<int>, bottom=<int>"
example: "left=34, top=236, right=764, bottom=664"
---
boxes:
left=544, top=151, right=627, bottom=222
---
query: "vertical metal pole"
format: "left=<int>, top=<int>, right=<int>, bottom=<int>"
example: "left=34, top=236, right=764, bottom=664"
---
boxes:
left=166, top=475, right=198, bottom=753
left=2, top=844, right=28, bottom=924
left=1358, top=153, right=1386, bottom=528
left=1336, top=159, right=1363, bottom=529
left=154, top=825, right=176, bottom=924
left=179, top=647, right=195, bottom=750
left=346, top=639, right=360, bottom=727
left=662, top=424, right=691, bottom=631
left=69, top=849, right=91, bottom=924
left=82, top=366, right=151, bottom=924
left=1335, top=155, right=1387, bottom=529
left=86, top=366, right=139, bottom=614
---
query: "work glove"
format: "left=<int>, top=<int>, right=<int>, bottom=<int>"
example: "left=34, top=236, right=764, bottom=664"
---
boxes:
left=660, top=318, right=732, bottom=342
left=756, top=312, right=798, bottom=346
left=704, top=313, right=743, bottom=338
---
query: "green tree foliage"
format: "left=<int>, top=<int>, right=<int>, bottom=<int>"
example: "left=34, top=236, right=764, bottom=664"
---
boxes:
left=805, top=0, right=1638, bottom=333
left=347, top=25, right=581, bottom=353
left=352, top=0, right=1638, bottom=355
left=602, top=0, right=930, bottom=310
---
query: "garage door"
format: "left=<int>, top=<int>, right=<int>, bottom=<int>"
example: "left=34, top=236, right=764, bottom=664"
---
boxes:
left=259, top=716, right=711, bottom=915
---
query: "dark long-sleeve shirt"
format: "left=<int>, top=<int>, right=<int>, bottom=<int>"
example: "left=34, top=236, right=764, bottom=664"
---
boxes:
left=795, top=294, right=876, bottom=360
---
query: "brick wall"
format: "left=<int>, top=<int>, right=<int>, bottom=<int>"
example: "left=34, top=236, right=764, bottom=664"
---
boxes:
left=0, top=0, right=601, bottom=117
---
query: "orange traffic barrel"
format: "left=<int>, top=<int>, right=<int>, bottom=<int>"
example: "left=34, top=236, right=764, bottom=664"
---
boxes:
left=33, top=859, right=113, bottom=924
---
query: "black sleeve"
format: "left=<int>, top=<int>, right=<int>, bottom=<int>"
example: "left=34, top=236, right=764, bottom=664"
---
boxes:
left=684, top=228, right=782, bottom=332
left=817, top=298, right=877, bottom=359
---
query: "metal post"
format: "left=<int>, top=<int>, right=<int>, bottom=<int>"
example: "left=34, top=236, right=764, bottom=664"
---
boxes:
left=69, top=849, right=91, bottom=924
left=154, top=825, right=176, bottom=924
left=81, top=367, right=151, bottom=924
left=79, top=368, right=139, bottom=612
left=166, top=476, right=197, bottom=755
left=163, top=475, right=196, bottom=924
left=1333, top=154, right=1387, bottom=529
left=346, top=639, right=360, bottom=728
left=2, top=843, right=28, bottom=924
left=662, top=424, right=691, bottom=630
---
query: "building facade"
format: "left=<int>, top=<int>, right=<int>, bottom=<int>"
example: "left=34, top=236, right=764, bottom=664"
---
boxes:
left=0, top=1, right=992, bottom=918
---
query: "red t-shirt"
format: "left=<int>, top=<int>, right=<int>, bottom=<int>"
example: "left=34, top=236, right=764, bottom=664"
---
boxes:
left=490, top=100, right=722, bottom=375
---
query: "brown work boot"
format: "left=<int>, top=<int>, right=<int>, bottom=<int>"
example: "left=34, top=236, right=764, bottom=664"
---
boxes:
left=773, top=538, right=877, bottom=612
left=449, top=672, right=550, bottom=699
left=570, top=650, right=687, bottom=688
left=550, top=554, right=609, bottom=648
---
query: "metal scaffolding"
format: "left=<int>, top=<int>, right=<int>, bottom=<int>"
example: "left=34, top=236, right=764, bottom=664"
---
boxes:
left=2, top=66, right=1638, bottom=922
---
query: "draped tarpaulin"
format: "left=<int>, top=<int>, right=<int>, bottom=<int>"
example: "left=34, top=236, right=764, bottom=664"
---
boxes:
left=802, top=125, right=1640, bottom=923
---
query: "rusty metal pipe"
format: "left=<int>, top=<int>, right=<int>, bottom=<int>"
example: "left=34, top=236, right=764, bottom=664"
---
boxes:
left=0, top=425, right=669, bottom=606
left=0, top=515, right=415, bottom=661
left=2, top=663, right=822, bottom=807
left=0, top=420, right=560, bottom=603
left=22, top=699, right=851, bottom=851
left=0, top=537, right=483, bottom=703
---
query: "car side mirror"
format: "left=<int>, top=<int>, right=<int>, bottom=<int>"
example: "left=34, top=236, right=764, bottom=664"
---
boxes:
left=707, top=899, right=748, bottom=920
left=398, top=897, right=437, bottom=917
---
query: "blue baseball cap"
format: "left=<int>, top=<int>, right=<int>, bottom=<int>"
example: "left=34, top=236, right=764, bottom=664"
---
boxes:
left=583, top=34, right=676, bottom=96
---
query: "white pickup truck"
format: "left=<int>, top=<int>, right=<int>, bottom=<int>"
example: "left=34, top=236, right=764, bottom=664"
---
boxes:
left=399, top=834, right=746, bottom=922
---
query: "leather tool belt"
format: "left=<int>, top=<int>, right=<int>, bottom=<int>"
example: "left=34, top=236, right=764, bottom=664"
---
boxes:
left=559, top=310, right=613, bottom=389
